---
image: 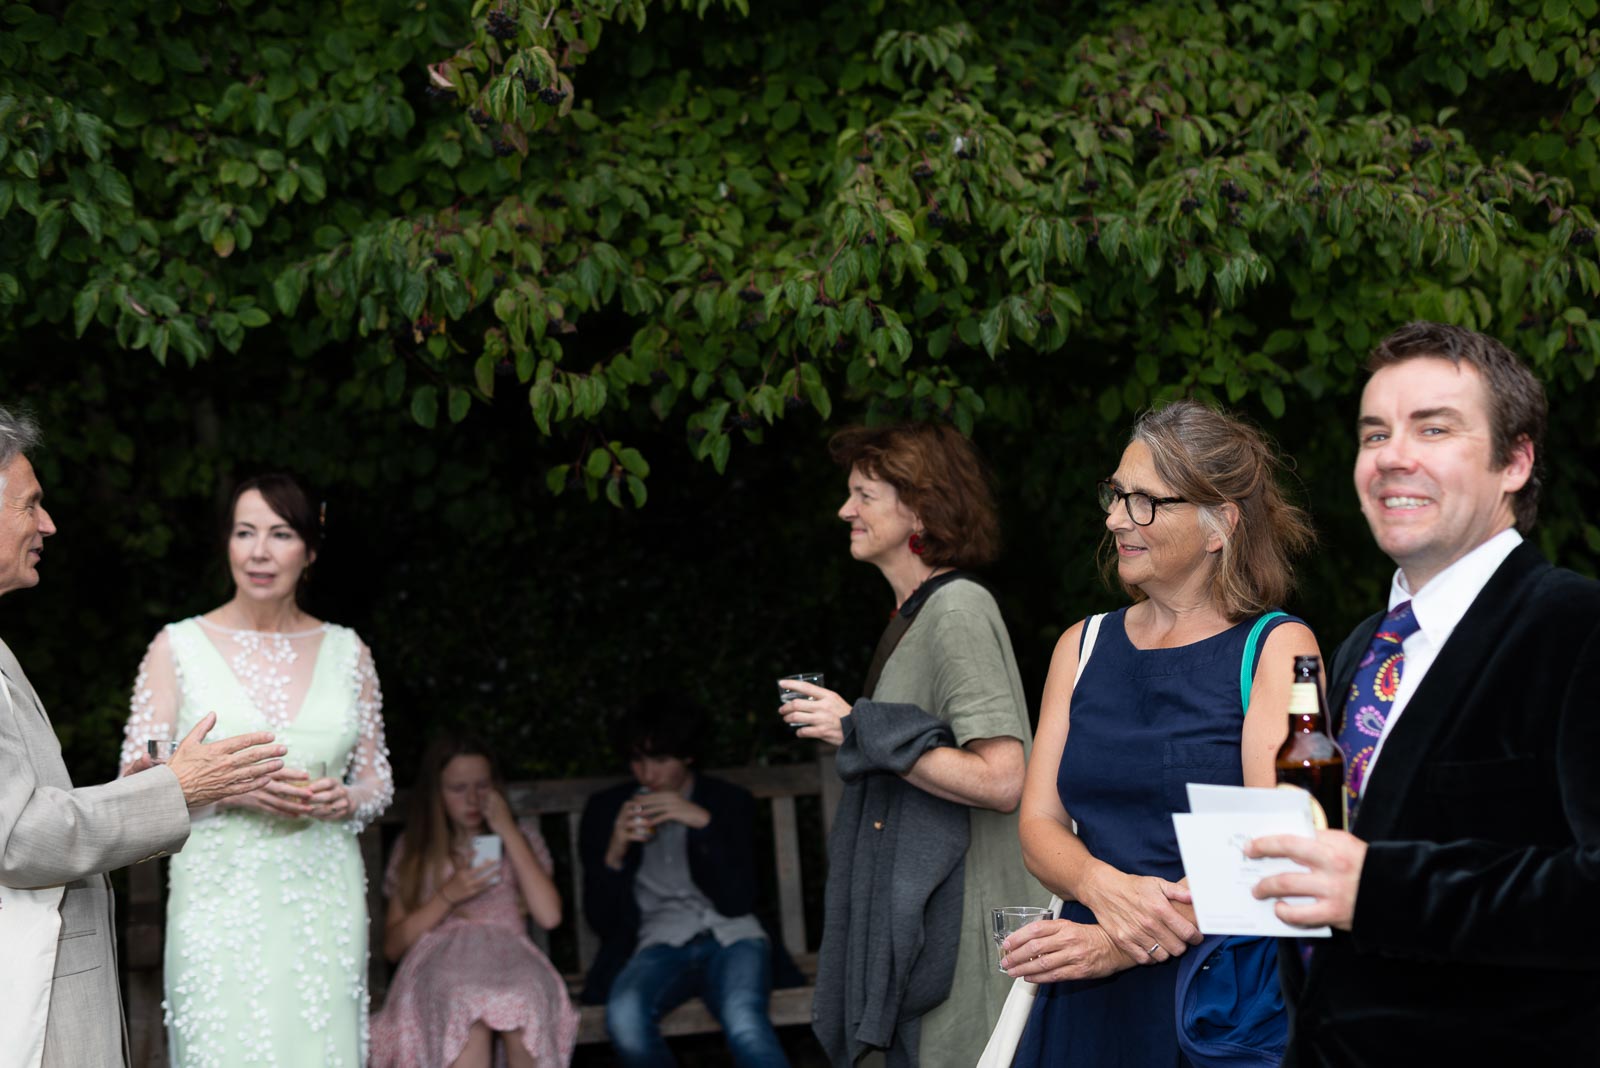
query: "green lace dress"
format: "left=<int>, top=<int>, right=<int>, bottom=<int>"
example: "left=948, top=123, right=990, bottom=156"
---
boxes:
left=120, top=617, right=392, bottom=1068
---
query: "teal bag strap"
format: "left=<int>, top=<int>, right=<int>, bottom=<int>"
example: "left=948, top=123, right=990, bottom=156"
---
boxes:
left=1239, top=611, right=1289, bottom=713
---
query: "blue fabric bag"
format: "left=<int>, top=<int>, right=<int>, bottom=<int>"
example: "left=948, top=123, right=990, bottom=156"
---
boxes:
left=1174, top=935, right=1287, bottom=1067
left=1173, top=611, right=1292, bottom=1066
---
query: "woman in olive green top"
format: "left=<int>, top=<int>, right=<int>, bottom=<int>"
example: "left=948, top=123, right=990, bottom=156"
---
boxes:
left=783, top=423, right=1042, bottom=1066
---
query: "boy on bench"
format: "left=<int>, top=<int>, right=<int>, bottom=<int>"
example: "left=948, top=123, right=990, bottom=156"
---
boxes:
left=578, top=698, right=797, bottom=1067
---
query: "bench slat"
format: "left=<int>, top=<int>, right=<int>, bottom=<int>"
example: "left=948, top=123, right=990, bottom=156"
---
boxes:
left=771, top=795, right=806, bottom=960
left=569, top=809, right=599, bottom=973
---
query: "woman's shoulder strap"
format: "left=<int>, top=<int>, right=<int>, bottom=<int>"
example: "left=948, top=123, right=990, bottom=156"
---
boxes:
left=1239, top=611, right=1299, bottom=713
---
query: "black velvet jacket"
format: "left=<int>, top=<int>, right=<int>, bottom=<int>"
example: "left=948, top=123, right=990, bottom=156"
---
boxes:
left=577, top=772, right=803, bottom=1003
left=1281, top=542, right=1600, bottom=1065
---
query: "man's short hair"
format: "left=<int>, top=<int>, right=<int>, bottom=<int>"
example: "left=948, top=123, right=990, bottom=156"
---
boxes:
left=0, top=406, right=42, bottom=489
left=611, top=691, right=705, bottom=763
left=1367, top=322, right=1547, bottom=531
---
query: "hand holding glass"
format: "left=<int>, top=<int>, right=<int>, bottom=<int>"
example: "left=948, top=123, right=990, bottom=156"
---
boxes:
left=992, top=906, right=1054, bottom=972
left=288, top=759, right=327, bottom=802
left=777, top=672, right=824, bottom=731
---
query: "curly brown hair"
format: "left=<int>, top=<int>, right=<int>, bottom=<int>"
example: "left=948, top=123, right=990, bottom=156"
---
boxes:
left=829, top=422, right=1000, bottom=568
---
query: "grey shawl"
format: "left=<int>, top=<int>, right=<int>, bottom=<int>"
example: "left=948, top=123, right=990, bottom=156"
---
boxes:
left=812, top=700, right=970, bottom=1068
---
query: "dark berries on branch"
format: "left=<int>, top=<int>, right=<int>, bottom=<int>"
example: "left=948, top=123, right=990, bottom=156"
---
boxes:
left=492, top=140, right=515, bottom=157
left=1179, top=197, right=1201, bottom=215
left=487, top=10, right=518, bottom=40
left=738, top=285, right=764, bottom=303
left=1572, top=227, right=1596, bottom=246
left=537, top=87, right=567, bottom=106
left=1219, top=179, right=1247, bottom=203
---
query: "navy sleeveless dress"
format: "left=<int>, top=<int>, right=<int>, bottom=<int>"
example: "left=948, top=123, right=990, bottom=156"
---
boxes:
left=1013, top=608, right=1299, bottom=1067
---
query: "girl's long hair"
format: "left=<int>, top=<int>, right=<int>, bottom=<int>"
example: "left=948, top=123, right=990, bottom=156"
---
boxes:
left=392, top=736, right=505, bottom=910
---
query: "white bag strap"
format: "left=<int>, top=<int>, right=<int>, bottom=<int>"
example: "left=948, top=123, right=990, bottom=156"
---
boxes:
left=1074, top=613, right=1105, bottom=687
left=976, top=613, right=1104, bottom=1067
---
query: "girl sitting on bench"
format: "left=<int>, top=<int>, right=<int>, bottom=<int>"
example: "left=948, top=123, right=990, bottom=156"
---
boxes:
left=371, top=737, right=578, bottom=1067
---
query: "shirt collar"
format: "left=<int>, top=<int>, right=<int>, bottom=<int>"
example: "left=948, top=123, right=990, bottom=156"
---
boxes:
left=1388, top=527, right=1522, bottom=646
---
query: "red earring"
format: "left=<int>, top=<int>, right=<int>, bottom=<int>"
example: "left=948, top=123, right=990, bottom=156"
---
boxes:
left=909, top=532, right=926, bottom=555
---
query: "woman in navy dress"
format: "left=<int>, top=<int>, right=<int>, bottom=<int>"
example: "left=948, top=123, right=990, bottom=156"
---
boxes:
left=1005, top=400, right=1321, bottom=1066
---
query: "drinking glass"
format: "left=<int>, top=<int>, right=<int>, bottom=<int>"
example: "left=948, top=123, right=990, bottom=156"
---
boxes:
left=287, top=755, right=327, bottom=802
left=991, top=906, right=1054, bottom=972
left=145, top=738, right=178, bottom=763
left=777, top=672, right=824, bottom=731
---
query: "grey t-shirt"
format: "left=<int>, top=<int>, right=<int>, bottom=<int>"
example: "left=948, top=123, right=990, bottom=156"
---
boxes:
left=634, top=818, right=765, bottom=950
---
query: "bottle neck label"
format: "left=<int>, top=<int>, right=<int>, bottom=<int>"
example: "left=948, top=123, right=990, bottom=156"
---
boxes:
left=1288, top=681, right=1320, bottom=715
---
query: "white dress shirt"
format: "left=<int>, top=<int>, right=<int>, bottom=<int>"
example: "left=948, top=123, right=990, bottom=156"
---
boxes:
left=1363, top=527, right=1523, bottom=790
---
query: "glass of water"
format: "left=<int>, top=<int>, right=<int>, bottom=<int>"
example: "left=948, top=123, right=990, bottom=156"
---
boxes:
left=777, top=672, right=824, bottom=731
left=145, top=738, right=178, bottom=763
left=992, top=906, right=1054, bottom=972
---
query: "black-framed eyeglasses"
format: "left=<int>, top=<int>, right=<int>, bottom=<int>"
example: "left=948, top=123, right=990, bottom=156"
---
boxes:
left=1097, top=480, right=1186, bottom=526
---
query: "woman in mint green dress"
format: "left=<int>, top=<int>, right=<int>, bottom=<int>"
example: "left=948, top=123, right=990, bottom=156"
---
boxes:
left=119, top=474, right=393, bottom=1068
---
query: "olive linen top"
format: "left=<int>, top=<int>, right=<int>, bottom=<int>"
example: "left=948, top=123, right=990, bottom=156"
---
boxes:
left=868, top=577, right=1043, bottom=1067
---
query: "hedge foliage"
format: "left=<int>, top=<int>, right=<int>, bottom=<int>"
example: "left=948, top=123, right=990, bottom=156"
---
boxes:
left=3, top=0, right=1599, bottom=774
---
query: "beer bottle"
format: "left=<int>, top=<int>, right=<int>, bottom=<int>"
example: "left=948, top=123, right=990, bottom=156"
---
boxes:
left=1274, top=654, right=1347, bottom=830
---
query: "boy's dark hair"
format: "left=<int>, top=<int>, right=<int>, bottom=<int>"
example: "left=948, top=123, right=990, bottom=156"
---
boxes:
left=611, top=691, right=704, bottom=763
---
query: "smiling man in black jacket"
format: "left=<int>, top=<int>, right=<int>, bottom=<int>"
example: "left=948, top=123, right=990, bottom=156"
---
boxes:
left=1249, top=323, right=1600, bottom=1066
left=578, top=699, right=793, bottom=1067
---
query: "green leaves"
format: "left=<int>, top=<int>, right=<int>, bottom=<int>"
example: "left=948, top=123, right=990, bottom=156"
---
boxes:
left=4, top=0, right=1600, bottom=527
left=411, top=385, right=439, bottom=429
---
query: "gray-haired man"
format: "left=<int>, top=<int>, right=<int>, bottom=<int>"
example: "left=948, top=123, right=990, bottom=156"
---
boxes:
left=0, top=406, right=288, bottom=1067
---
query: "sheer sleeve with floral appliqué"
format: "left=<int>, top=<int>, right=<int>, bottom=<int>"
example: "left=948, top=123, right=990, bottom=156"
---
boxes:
left=118, top=627, right=180, bottom=777
left=343, top=639, right=393, bottom=831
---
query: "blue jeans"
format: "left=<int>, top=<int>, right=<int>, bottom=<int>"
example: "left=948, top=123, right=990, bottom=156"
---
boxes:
left=606, top=934, right=789, bottom=1068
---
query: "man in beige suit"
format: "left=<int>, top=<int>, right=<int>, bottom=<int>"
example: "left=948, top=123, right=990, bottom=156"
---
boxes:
left=0, top=407, right=288, bottom=1068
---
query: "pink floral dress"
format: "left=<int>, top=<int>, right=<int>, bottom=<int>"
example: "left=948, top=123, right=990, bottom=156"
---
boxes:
left=370, top=821, right=578, bottom=1067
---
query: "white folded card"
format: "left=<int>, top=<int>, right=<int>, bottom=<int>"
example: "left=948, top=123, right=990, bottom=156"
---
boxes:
left=1172, top=783, right=1332, bottom=939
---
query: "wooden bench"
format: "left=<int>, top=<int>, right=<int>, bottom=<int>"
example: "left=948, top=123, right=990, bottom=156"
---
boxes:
left=124, top=756, right=840, bottom=1064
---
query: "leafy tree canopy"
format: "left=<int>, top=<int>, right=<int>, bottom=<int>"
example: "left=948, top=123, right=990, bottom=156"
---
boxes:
left=3, top=0, right=1600, bottom=777
left=5, top=0, right=1598, bottom=495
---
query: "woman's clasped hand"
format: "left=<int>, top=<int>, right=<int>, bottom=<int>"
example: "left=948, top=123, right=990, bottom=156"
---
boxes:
left=221, top=765, right=356, bottom=820
left=999, top=918, right=1128, bottom=983
left=1077, top=868, right=1201, bottom=962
